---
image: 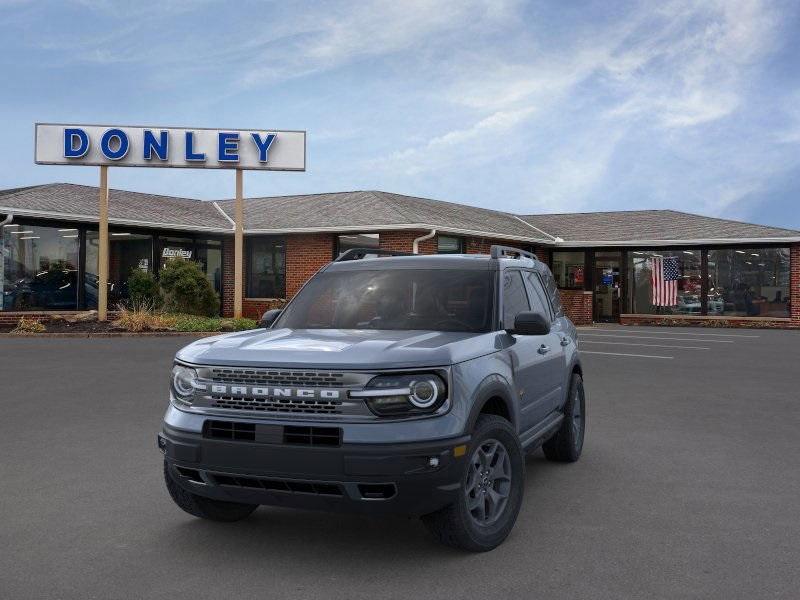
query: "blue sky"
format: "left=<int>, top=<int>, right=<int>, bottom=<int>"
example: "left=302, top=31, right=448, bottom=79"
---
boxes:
left=1, top=0, right=799, bottom=228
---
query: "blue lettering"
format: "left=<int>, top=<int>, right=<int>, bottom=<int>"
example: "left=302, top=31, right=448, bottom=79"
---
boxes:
left=64, top=128, right=89, bottom=158
left=251, top=133, right=276, bottom=162
left=100, top=128, right=129, bottom=160
left=143, top=130, right=168, bottom=160
left=185, top=131, right=205, bottom=161
left=218, top=132, right=239, bottom=162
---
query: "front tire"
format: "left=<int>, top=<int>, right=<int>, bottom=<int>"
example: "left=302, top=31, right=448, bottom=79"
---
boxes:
left=542, top=372, right=586, bottom=463
left=164, top=461, right=258, bottom=522
left=422, top=415, right=524, bottom=552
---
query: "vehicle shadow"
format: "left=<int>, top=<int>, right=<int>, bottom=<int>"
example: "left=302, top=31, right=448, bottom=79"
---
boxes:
left=151, top=450, right=559, bottom=563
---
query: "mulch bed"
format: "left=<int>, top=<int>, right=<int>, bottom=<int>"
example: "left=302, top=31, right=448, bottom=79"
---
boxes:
left=0, top=319, right=123, bottom=334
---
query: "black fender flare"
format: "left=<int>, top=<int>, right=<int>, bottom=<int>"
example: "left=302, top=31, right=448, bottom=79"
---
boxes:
left=464, top=373, right=517, bottom=434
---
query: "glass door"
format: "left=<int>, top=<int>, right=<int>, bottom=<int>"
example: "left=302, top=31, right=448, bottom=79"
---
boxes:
left=593, top=251, right=622, bottom=322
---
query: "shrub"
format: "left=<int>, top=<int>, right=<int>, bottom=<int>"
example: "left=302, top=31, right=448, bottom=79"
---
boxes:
left=127, top=269, right=162, bottom=308
left=114, top=303, right=174, bottom=332
left=229, top=317, right=258, bottom=331
left=170, top=314, right=220, bottom=332
left=159, top=259, right=220, bottom=317
left=11, top=317, right=46, bottom=334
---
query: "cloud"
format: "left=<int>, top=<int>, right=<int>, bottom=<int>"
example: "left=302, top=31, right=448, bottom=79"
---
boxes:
left=376, top=106, right=536, bottom=175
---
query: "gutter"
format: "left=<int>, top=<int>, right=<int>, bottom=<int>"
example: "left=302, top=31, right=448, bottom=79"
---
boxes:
left=212, top=201, right=236, bottom=230
left=412, top=229, right=436, bottom=254
left=553, top=237, right=800, bottom=246
left=512, top=215, right=563, bottom=242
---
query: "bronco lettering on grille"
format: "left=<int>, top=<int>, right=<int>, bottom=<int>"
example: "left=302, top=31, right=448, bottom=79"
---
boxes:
left=209, top=384, right=341, bottom=400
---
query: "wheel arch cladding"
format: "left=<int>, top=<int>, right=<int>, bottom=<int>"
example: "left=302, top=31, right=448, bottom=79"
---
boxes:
left=465, top=374, right=517, bottom=433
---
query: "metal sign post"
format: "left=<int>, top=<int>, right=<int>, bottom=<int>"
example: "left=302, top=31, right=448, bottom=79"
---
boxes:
left=98, top=166, right=109, bottom=320
left=234, top=169, right=244, bottom=319
left=34, top=124, right=306, bottom=321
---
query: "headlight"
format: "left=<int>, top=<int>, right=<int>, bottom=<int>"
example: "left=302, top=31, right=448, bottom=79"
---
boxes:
left=351, top=373, right=447, bottom=417
left=171, top=364, right=198, bottom=405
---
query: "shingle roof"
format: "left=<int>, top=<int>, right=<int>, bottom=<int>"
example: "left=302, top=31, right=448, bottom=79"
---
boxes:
left=1, top=183, right=798, bottom=244
left=215, top=190, right=547, bottom=241
left=0, top=183, right=230, bottom=232
left=519, top=210, right=800, bottom=244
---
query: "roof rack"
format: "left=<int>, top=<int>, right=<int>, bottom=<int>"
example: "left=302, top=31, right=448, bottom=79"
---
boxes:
left=489, top=245, right=537, bottom=261
left=334, top=248, right=412, bottom=262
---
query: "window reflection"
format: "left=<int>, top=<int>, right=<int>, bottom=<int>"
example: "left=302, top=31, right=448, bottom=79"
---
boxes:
left=707, top=248, right=790, bottom=318
left=2, top=224, right=80, bottom=310
left=629, top=249, right=702, bottom=314
left=551, top=251, right=585, bottom=290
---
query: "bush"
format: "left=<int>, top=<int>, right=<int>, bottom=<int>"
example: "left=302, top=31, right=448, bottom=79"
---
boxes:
left=127, top=269, right=162, bottom=308
left=114, top=304, right=174, bottom=332
left=159, top=259, right=220, bottom=317
left=11, top=317, right=46, bottom=334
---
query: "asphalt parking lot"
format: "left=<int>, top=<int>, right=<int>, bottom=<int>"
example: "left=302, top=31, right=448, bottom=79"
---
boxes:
left=1, top=326, right=799, bottom=600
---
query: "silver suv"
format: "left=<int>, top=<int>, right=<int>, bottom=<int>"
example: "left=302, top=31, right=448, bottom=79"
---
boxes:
left=159, top=245, right=585, bottom=551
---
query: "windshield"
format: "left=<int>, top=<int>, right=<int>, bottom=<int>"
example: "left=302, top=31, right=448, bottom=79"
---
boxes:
left=275, top=269, right=495, bottom=332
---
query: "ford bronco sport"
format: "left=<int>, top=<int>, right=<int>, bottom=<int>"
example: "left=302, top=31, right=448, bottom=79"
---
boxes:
left=159, top=245, right=585, bottom=551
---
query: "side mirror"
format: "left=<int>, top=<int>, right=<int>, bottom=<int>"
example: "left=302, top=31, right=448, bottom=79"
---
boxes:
left=510, top=311, right=550, bottom=336
left=259, top=308, right=282, bottom=329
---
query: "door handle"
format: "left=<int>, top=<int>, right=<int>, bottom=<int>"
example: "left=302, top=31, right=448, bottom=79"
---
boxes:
left=538, top=344, right=550, bottom=355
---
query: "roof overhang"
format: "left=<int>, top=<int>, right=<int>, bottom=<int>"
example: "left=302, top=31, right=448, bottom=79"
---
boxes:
left=552, top=237, right=800, bottom=246
left=0, top=206, right=231, bottom=234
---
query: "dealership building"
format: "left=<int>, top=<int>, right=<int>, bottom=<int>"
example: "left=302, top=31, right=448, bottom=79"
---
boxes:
left=1, top=182, right=798, bottom=328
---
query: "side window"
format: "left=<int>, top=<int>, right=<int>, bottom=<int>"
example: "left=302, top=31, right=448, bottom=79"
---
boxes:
left=523, top=271, right=551, bottom=319
left=541, top=269, right=565, bottom=317
left=502, top=270, right=531, bottom=328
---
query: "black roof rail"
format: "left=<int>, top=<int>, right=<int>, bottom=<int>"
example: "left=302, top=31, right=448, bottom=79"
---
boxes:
left=334, top=247, right=412, bottom=262
left=489, top=245, right=537, bottom=261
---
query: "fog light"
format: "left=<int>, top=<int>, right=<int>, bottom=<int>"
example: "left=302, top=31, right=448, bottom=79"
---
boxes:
left=428, top=457, right=439, bottom=468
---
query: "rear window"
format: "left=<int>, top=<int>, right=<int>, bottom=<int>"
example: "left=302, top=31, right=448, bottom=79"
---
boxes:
left=541, top=269, right=565, bottom=317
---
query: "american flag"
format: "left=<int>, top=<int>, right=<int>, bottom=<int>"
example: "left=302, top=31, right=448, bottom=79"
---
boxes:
left=651, top=256, right=679, bottom=306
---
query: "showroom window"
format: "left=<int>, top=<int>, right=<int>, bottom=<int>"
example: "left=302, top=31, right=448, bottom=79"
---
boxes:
left=551, top=251, right=585, bottom=289
left=336, top=233, right=379, bottom=256
left=85, top=230, right=154, bottom=309
left=707, top=248, right=790, bottom=318
left=1, top=223, right=80, bottom=311
left=628, top=249, right=702, bottom=315
left=437, top=235, right=464, bottom=254
left=247, top=236, right=285, bottom=298
left=196, top=239, right=223, bottom=296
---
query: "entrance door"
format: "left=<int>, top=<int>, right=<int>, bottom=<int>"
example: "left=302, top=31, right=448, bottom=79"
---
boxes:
left=593, top=251, right=622, bottom=322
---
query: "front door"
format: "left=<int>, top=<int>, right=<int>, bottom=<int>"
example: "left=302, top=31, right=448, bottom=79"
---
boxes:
left=502, top=270, right=563, bottom=432
left=593, top=251, right=622, bottom=322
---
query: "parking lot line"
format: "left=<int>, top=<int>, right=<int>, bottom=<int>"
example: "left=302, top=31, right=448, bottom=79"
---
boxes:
left=589, top=328, right=759, bottom=339
left=580, top=333, right=734, bottom=343
left=580, top=350, right=674, bottom=359
left=580, top=340, right=710, bottom=350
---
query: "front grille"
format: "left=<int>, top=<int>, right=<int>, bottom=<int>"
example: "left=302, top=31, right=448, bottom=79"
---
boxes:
left=283, top=426, right=342, bottom=447
left=204, top=420, right=256, bottom=441
left=210, top=473, right=343, bottom=497
left=209, top=368, right=346, bottom=388
left=210, top=396, right=343, bottom=415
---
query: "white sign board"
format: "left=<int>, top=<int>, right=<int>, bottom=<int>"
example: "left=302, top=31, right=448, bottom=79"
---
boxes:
left=34, top=123, right=306, bottom=171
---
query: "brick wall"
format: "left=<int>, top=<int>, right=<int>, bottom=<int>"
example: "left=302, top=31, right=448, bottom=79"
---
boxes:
left=285, top=234, right=335, bottom=297
left=221, top=237, right=235, bottom=317
left=559, top=290, right=593, bottom=325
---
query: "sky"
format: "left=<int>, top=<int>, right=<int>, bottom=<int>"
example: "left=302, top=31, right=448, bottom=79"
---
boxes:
left=1, top=0, right=799, bottom=229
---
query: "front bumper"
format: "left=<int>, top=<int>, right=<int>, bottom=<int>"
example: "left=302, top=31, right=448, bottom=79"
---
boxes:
left=160, top=422, right=470, bottom=517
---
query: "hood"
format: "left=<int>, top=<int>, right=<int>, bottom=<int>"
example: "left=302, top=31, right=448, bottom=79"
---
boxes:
left=176, top=328, right=500, bottom=369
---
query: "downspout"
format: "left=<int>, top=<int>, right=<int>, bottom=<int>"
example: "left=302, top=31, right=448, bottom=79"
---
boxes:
left=412, top=228, right=436, bottom=254
left=0, top=213, right=12, bottom=227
